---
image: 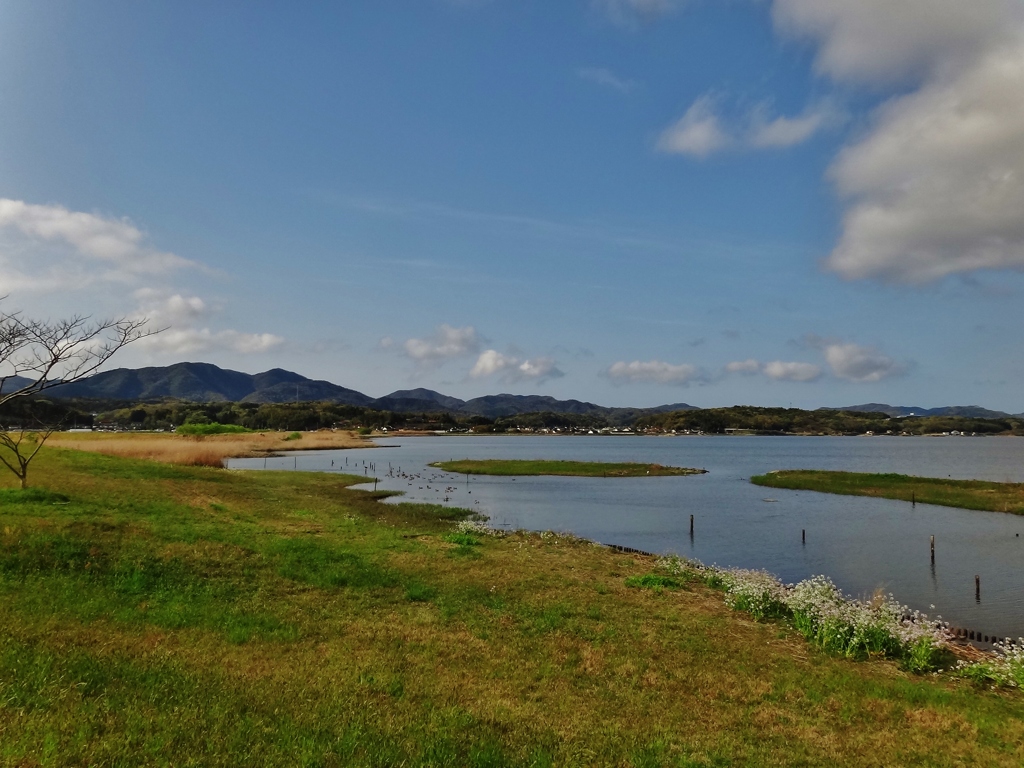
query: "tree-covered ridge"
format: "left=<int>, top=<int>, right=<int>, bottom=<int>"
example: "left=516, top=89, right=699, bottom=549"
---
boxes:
left=4, top=398, right=1023, bottom=437
left=635, top=406, right=1024, bottom=436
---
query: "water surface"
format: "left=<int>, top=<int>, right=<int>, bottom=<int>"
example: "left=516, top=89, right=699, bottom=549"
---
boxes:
left=229, top=435, right=1024, bottom=639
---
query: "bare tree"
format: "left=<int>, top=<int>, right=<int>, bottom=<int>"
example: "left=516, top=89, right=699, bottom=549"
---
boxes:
left=0, top=306, right=154, bottom=488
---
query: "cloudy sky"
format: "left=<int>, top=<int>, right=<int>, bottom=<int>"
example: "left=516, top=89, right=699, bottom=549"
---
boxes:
left=1, top=0, right=1023, bottom=410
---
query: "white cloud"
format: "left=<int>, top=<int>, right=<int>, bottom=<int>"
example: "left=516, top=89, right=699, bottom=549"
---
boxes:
left=134, top=289, right=208, bottom=325
left=821, top=342, right=902, bottom=382
left=0, top=199, right=195, bottom=286
left=657, top=96, right=731, bottom=158
left=725, top=346, right=899, bottom=382
left=131, top=289, right=284, bottom=356
left=748, top=102, right=841, bottom=148
left=606, top=359, right=701, bottom=385
left=763, top=361, right=822, bottom=382
left=516, top=357, right=561, bottom=379
left=0, top=198, right=284, bottom=363
left=404, top=324, right=481, bottom=363
left=470, top=349, right=563, bottom=382
left=724, top=359, right=761, bottom=375
left=825, top=42, right=1024, bottom=281
left=771, top=0, right=1017, bottom=85
left=659, top=97, right=837, bottom=157
left=137, top=328, right=284, bottom=356
left=578, top=67, right=638, bottom=93
left=768, top=1, right=1024, bottom=282
left=470, top=349, right=515, bottom=378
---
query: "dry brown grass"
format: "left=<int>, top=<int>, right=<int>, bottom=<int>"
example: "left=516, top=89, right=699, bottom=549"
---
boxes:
left=46, top=430, right=370, bottom=466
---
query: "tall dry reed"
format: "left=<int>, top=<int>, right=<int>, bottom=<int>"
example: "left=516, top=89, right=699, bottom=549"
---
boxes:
left=47, top=431, right=369, bottom=467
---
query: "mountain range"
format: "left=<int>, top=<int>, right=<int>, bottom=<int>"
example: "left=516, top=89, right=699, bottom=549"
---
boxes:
left=34, top=362, right=695, bottom=420
left=17, top=362, right=1022, bottom=419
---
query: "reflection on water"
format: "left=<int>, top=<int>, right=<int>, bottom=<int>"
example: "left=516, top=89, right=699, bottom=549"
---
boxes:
left=228, top=435, right=1024, bottom=639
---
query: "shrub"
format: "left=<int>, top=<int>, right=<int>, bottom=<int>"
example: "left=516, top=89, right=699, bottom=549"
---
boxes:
left=176, top=423, right=251, bottom=436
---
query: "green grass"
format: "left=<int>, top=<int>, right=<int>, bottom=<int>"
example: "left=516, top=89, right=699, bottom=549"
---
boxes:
left=175, top=423, right=252, bottom=435
left=751, top=470, right=1024, bottom=514
left=431, top=459, right=706, bottom=477
left=0, top=447, right=1022, bottom=765
left=625, top=573, right=690, bottom=590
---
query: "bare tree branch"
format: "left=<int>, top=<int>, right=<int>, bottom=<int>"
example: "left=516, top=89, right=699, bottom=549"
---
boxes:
left=0, top=306, right=157, bottom=408
left=0, top=301, right=159, bottom=487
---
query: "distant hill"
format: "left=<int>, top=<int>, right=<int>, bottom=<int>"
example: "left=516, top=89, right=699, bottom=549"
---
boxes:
left=37, top=362, right=698, bottom=420
left=830, top=403, right=1016, bottom=419
left=460, top=394, right=611, bottom=419
left=455, top=394, right=698, bottom=424
left=828, top=403, right=926, bottom=418
left=40, top=362, right=1016, bottom=422
left=375, top=388, right=467, bottom=412
left=0, top=376, right=36, bottom=394
left=46, top=362, right=374, bottom=406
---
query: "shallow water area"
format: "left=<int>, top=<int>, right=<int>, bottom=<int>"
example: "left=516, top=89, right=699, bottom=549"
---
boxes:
left=228, top=435, right=1024, bottom=639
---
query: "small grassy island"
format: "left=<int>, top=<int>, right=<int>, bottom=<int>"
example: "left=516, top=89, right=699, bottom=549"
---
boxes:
left=430, top=459, right=706, bottom=477
left=751, top=469, right=1024, bottom=515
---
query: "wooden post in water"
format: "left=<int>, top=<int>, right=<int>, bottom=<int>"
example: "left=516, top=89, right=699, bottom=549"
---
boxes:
left=802, top=529, right=805, bottom=544
left=374, top=478, right=378, bottom=492
left=930, top=535, right=935, bottom=564
left=689, top=514, right=694, bottom=535
left=975, top=575, right=981, bottom=601
left=294, top=457, right=297, bottom=469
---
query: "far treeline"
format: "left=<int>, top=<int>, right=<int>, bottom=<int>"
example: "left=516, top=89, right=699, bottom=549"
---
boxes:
left=2, top=398, right=606, bottom=433
left=635, top=406, right=1024, bottom=436
left=3, top=398, right=1023, bottom=436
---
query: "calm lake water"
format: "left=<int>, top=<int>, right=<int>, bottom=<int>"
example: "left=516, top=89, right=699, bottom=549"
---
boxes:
left=228, top=435, right=1024, bottom=639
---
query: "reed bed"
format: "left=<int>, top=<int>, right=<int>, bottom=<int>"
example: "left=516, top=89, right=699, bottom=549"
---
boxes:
left=46, top=430, right=369, bottom=467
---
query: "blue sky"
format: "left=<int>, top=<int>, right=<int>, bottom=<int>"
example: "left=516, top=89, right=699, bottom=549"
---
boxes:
left=2, top=0, right=1023, bottom=411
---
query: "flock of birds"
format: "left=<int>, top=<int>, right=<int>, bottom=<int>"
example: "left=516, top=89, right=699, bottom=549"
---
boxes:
left=328, top=455, right=482, bottom=506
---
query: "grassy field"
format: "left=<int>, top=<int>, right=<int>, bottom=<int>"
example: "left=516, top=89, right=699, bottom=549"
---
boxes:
left=751, top=470, right=1024, bottom=515
left=0, top=448, right=1023, bottom=765
left=430, top=459, right=705, bottom=478
left=46, top=430, right=369, bottom=468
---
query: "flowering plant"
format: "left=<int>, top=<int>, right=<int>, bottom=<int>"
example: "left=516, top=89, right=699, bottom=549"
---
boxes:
left=655, top=555, right=951, bottom=671
left=453, top=520, right=505, bottom=538
left=956, top=640, right=1024, bottom=687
